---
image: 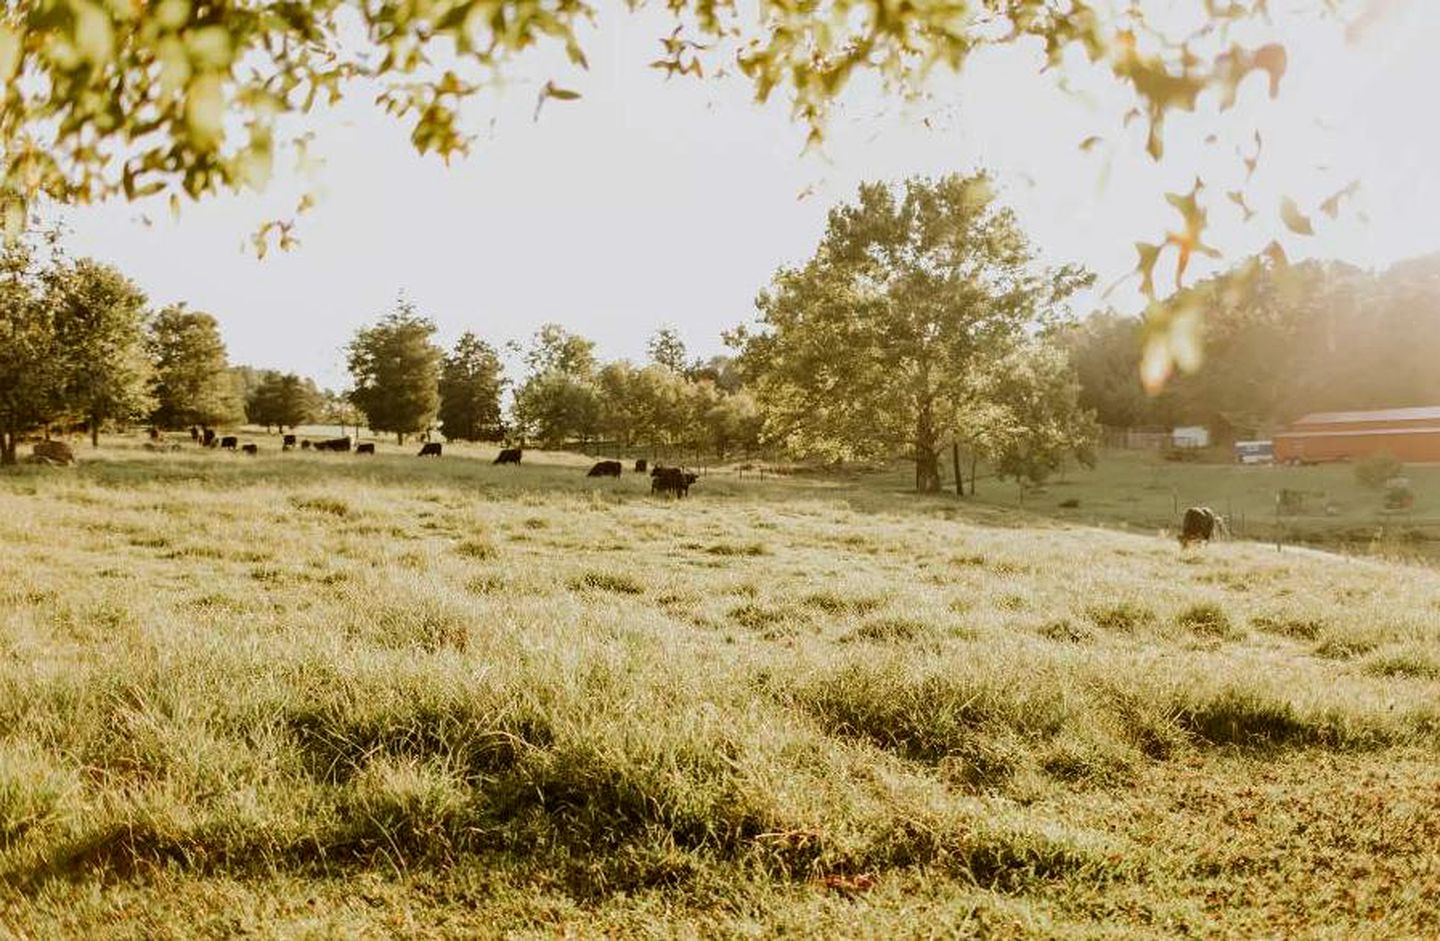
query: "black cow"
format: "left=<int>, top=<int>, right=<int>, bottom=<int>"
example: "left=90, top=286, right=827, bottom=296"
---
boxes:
left=634, top=459, right=648, bottom=473
left=313, top=437, right=352, bottom=452
left=282, top=434, right=297, bottom=450
left=148, top=427, right=161, bottom=441
left=1179, top=506, right=1225, bottom=548
left=356, top=443, right=375, bottom=455
left=494, top=448, right=522, bottom=465
left=418, top=442, right=442, bottom=457
left=301, top=439, right=312, bottom=450
left=587, top=460, right=622, bottom=477
left=202, top=428, right=216, bottom=447
left=241, top=443, right=259, bottom=456
left=189, top=425, right=200, bottom=442
left=219, top=436, right=238, bottom=451
left=650, top=466, right=699, bottom=498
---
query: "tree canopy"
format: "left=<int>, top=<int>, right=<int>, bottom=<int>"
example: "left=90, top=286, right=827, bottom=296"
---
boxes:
left=734, top=173, right=1091, bottom=492
left=149, top=305, right=242, bottom=428
left=346, top=299, right=443, bottom=444
left=438, top=330, right=505, bottom=442
left=245, top=370, right=321, bottom=431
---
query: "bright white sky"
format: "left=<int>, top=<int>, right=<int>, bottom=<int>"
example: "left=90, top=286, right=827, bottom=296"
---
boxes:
left=56, top=0, right=1440, bottom=389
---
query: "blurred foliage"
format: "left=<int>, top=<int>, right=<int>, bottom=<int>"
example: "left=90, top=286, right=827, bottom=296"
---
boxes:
left=1064, top=252, right=1440, bottom=436
left=0, top=2, right=1344, bottom=252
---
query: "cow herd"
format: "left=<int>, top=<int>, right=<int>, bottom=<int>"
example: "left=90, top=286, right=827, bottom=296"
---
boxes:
left=584, top=458, right=700, bottom=497
left=164, top=430, right=704, bottom=498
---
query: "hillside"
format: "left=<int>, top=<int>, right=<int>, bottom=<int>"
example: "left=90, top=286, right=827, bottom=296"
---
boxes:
left=2, top=440, right=1438, bottom=937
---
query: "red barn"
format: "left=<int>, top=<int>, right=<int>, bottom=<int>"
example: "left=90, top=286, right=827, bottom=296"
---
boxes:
left=1273, top=406, right=1440, bottom=464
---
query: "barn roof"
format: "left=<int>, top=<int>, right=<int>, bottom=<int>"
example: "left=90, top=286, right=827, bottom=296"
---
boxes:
left=1275, top=428, right=1440, bottom=440
left=1291, top=406, right=1440, bottom=426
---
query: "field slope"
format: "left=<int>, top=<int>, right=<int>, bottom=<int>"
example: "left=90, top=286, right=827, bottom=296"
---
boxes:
left=2, top=441, right=1439, bottom=937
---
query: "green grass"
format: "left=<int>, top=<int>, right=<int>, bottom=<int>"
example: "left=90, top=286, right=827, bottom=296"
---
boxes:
left=1, top=434, right=1439, bottom=936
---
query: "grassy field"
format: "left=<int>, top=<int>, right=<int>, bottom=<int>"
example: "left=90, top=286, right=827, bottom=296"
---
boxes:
left=3, top=435, right=1440, bottom=937
left=917, top=448, right=1440, bottom=561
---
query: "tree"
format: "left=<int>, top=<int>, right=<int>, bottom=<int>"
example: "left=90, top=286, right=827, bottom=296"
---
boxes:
left=346, top=299, right=442, bottom=445
left=438, top=331, right=505, bottom=442
left=1060, top=312, right=1156, bottom=430
left=148, top=305, right=241, bottom=429
left=963, top=341, right=1099, bottom=498
left=0, top=243, right=58, bottom=465
left=511, top=324, right=600, bottom=448
left=45, top=258, right=153, bottom=447
left=0, top=2, right=1329, bottom=267
left=246, top=371, right=321, bottom=431
left=512, top=371, right=600, bottom=449
left=648, top=327, right=689, bottom=374
left=734, top=174, right=1090, bottom=492
left=522, top=323, right=597, bottom=378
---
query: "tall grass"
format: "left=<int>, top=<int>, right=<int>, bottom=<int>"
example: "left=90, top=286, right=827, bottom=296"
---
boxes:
left=2, top=438, right=1439, bottom=935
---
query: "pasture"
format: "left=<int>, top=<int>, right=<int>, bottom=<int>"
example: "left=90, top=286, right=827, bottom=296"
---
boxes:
left=926, top=448, right=1440, bottom=562
left=2, top=437, right=1439, bottom=937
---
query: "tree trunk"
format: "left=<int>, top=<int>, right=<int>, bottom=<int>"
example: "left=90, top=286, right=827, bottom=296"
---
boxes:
left=970, top=454, right=979, bottom=496
left=91, top=417, right=100, bottom=449
left=0, top=432, right=16, bottom=466
left=952, top=441, right=962, bottom=497
left=396, top=431, right=405, bottom=446
left=914, top=404, right=941, bottom=493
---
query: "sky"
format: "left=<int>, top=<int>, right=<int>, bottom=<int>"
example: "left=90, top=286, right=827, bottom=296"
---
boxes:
left=55, top=0, right=1440, bottom=390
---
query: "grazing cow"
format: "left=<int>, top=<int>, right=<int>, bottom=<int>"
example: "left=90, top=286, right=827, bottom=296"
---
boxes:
left=634, top=459, right=648, bottom=473
left=313, top=436, right=351, bottom=452
left=201, top=428, right=216, bottom=447
left=148, top=427, right=161, bottom=441
left=587, top=460, right=622, bottom=478
left=356, top=443, right=375, bottom=455
left=189, top=425, right=200, bottom=442
left=418, top=442, right=442, bottom=457
left=219, top=436, right=238, bottom=451
left=282, top=434, right=297, bottom=450
left=494, top=448, right=522, bottom=465
left=241, top=443, right=259, bottom=456
left=650, top=466, right=699, bottom=498
left=301, top=439, right=312, bottom=450
left=1178, top=506, right=1224, bottom=548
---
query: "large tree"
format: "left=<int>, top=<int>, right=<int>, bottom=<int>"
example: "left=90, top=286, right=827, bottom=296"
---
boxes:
left=735, top=174, right=1090, bottom=492
left=46, top=257, right=152, bottom=446
left=0, top=243, right=57, bottom=465
left=246, top=371, right=321, bottom=432
left=511, top=324, right=600, bottom=448
left=346, top=300, right=442, bottom=445
left=438, top=331, right=505, bottom=442
left=148, top=305, right=240, bottom=429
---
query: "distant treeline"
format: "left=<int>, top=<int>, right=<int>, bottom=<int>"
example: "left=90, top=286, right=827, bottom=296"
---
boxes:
left=1064, top=255, right=1440, bottom=439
